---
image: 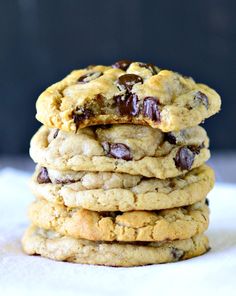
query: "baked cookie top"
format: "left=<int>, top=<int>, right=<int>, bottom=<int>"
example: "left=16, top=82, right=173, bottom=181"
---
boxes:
left=30, top=124, right=210, bottom=178
left=35, top=61, right=221, bottom=132
left=22, top=225, right=209, bottom=267
left=31, top=165, right=214, bottom=211
left=28, top=199, right=209, bottom=242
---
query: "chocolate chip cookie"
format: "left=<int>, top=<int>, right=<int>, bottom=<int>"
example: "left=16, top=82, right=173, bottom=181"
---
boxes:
left=35, top=61, right=221, bottom=132
left=22, top=225, right=209, bottom=267
left=30, top=124, right=210, bottom=178
left=30, top=165, right=214, bottom=211
left=28, top=199, right=209, bottom=242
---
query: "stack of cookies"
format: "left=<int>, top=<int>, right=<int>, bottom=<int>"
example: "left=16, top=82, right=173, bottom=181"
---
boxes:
left=22, top=61, right=221, bottom=266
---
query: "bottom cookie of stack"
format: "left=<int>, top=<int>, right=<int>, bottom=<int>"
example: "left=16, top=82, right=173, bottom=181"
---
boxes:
left=22, top=225, right=209, bottom=267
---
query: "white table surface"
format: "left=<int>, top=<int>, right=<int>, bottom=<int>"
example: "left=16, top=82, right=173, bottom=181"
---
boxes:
left=0, top=166, right=236, bottom=296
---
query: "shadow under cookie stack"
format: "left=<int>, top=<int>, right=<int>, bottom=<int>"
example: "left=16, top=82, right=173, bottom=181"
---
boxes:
left=22, top=60, right=221, bottom=267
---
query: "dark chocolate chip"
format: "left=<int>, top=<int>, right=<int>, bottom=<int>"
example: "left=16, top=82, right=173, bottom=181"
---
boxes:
left=139, top=62, right=158, bottom=75
left=117, top=74, right=143, bottom=91
left=171, top=247, right=185, bottom=261
left=142, top=97, right=160, bottom=122
left=187, top=143, right=205, bottom=155
left=174, top=147, right=195, bottom=170
left=53, top=129, right=59, bottom=139
left=114, top=94, right=139, bottom=116
left=77, top=71, right=102, bottom=83
left=194, top=91, right=209, bottom=109
left=112, top=60, right=132, bottom=71
left=73, top=109, right=93, bottom=130
left=55, top=178, right=76, bottom=185
left=109, top=143, right=132, bottom=160
left=205, top=198, right=209, bottom=206
left=37, top=167, right=51, bottom=184
left=95, top=94, right=105, bottom=109
left=102, top=142, right=132, bottom=161
left=165, top=132, right=177, bottom=144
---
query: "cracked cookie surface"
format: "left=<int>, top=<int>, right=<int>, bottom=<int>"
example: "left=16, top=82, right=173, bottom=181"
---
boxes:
left=28, top=199, right=209, bottom=242
left=31, top=165, right=214, bottom=211
left=35, top=61, right=221, bottom=132
left=22, top=225, right=209, bottom=267
left=30, top=124, right=210, bottom=178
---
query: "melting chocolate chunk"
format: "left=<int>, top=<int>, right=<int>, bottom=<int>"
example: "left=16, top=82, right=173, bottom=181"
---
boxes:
left=102, top=142, right=132, bottom=161
left=117, top=74, right=143, bottom=91
left=73, top=109, right=93, bottom=130
left=37, top=167, right=51, bottom=184
left=174, top=147, right=195, bottom=170
left=112, top=60, right=132, bottom=71
left=77, top=71, right=102, bottom=83
left=142, top=97, right=160, bottom=122
left=194, top=91, right=209, bottom=109
left=139, top=63, right=158, bottom=75
left=171, top=247, right=185, bottom=260
left=205, top=198, right=209, bottom=206
left=114, top=94, right=139, bottom=116
left=165, top=132, right=177, bottom=144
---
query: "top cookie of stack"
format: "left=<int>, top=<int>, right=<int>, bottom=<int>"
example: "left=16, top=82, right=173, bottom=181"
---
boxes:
left=22, top=60, right=221, bottom=267
left=35, top=60, right=221, bottom=132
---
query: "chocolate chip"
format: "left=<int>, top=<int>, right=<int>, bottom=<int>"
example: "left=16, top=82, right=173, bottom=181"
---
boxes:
left=187, top=143, right=205, bottom=155
left=142, top=97, right=160, bottom=122
left=112, top=60, right=132, bottom=71
left=117, top=74, right=143, bottom=91
left=205, top=198, right=209, bottom=206
left=37, top=167, right=51, bottom=184
left=171, top=247, right=185, bottom=261
left=114, top=94, right=139, bottom=116
left=73, top=109, right=93, bottom=130
left=95, top=94, right=105, bottom=110
left=102, top=142, right=132, bottom=161
left=55, top=178, right=76, bottom=185
left=194, top=91, right=209, bottom=109
left=77, top=71, right=102, bottom=83
left=53, top=129, right=59, bottom=139
left=174, top=147, right=195, bottom=170
left=139, top=63, right=158, bottom=75
left=165, top=132, right=177, bottom=144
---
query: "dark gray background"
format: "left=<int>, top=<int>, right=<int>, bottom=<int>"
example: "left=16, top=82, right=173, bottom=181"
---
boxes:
left=0, top=0, right=235, bottom=154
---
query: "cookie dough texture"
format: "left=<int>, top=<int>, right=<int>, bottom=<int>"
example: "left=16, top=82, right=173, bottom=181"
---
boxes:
left=31, top=165, right=214, bottom=211
left=35, top=62, right=221, bottom=132
left=30, top=124, right=210, bottom=178
left=22, top=225, right=209, bottom=267
left=28, top=199, right=209, bottom=242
